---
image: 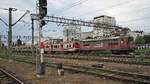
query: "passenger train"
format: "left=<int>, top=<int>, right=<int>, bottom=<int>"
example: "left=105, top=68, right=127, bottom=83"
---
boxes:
left=13, top=36, right=135, bottom=54
left=46, top=36, right=135, bottom=54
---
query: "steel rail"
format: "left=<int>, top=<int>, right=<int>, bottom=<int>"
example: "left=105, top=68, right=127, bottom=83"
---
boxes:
left=0, top=68, right=24, bottom=84
left=14, top=57, right=150, bottom=84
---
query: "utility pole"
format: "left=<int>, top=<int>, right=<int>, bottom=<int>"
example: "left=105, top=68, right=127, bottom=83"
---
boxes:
left=7, top=8, right=17, bottom=61
left=67, top=29, right=69, bottom=42
left=8, top=8, right=13, bottom=61
left=0, top=35, right=1, bottom=47
left=31, top=19, right=34, bottom=57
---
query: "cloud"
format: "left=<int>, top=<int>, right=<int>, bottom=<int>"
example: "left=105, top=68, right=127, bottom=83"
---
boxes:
left=0, top=0, right=150, bottom=37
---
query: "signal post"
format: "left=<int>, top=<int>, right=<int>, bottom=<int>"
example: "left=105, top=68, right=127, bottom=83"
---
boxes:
left=36, top=0, right=47, bottom=77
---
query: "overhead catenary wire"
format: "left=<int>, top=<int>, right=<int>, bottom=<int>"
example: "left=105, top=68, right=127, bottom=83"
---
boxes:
left=0, top=7, right=33, bottom=13
left=119, top=16, right=150, bottom=23
left=12, top=10, right=30, bottom=26
left=78, top=0, right=135, bottom=17
left=0, top=17, right=8, bottom=26
left=111, top=5, right=150, bottom=17
left=0, top=7, right=30, bottom=27
left=0, top=8, right=8, bottom=10
left=55, top=0, right=89, bottom=14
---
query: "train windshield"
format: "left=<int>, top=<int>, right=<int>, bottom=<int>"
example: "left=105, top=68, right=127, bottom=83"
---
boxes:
left=128, top=37, right=134, bottom=41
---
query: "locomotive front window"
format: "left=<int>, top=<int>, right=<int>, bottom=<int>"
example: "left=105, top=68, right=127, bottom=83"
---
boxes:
left=128, top=37, right=133, bottom=41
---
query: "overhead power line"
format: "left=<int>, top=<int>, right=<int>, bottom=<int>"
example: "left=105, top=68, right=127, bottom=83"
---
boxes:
left=112, top=5, right=150, bottom=17
left=0, top=7, right=30, bottom=27
left=0, top=7, right=32, bottom=13
left=56, top=0, right=89, bottom=14
left=78, top=0, right=135, bottom=17
left=119, top=16, right=150, bottom=23
left=0, top=17, right=8, bottom=26
left=0, top=8, right=8, bottom=10
left=12, top=10, right=30, bottom=26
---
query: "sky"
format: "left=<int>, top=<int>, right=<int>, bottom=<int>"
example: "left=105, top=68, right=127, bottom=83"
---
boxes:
left=0, top=0, right=150, bottom=40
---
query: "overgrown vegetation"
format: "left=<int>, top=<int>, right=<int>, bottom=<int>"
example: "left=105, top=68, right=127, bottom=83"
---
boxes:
left=0, top=47, right=8, bottom=59
left=134, top=49, right=150, bottom=55
left=88, top=50, right=112, bottom=57
left=134, top=49, right=150, bottom=62
left=135, top=35, right=145, bottom=45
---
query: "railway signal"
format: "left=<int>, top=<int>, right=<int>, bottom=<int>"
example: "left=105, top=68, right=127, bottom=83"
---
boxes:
left=39, top=0, right=47, bottom=19
left=37, top=0, right=47, bottom=77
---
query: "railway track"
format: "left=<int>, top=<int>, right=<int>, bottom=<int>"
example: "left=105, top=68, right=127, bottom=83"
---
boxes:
left=0, top=67, right=24, bottom=84
left=45, top=55, right=150, bottom=66
left=14, top=53, right=150, bottom=66
left=14, top=57, right=150, bottom=84
left=14, top=52, right=150, bottom=59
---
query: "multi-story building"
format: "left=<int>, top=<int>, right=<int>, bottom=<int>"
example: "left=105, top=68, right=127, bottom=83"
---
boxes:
left=127, top=31, right=150, bottom=41
left=63, top=25, right=81, bottom=42
left=81, top=31, right=93, bottom=40
left=93, top=15, right=117, bottom=38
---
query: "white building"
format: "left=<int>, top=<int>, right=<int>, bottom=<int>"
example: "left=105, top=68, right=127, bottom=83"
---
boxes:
left=63, top=25, right=81, bottom=42
left=93, top=15, right=117, bottom=38
left=127, top=31, right=149, bottom=41
left=81, top=31, right=93, bottom=40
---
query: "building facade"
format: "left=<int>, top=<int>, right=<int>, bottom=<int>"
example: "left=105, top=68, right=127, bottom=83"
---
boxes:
left=63, top=25, right=81, bottom=42
left=127, top=31, right=149, bottom=41
left=93, top=15, right=117, bottom=38
left=81, top=31, right=93, bottom=40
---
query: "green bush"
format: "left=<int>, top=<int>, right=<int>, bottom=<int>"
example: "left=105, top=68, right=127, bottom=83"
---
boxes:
left=88, top=50, right=112, bottom=57
left=134, top=49, right=150, bottom=62
left=134, top=49, right=150, bottom=55
left=0, top=47, right=8, bottom=59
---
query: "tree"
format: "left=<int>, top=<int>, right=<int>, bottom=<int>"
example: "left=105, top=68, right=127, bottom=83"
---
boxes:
left=135, top=35, right=145, bottom=45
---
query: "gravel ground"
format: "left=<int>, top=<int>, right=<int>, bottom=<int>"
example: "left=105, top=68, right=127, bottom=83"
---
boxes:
left=0, top=58, right=126, bottom=84
left=46, top=57, right=150, bottom=75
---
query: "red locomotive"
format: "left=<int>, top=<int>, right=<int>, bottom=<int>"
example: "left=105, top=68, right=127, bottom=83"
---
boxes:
left=45, top=36, right=135, bottom=54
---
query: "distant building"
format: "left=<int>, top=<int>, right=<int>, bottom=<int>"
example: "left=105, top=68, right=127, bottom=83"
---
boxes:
left=93, top=15, right=117, bottom=38
left=93, top=15, right=116, bottom=25
left=81, top=31, right=93, bottom=40
left=63, top=25, right=81, bottom=42
left=44, top=39, right=63, bottom=45
left=127, top=31, right=150, bottom=41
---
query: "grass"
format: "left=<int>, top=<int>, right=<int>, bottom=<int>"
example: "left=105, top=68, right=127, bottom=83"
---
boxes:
left=134, top=49, right=150, bottom=62
left=134, top=49, right=150, bottom=55
left=0, top=47, right=9, bottom=59
left=88, top=51, right=112, bottom=57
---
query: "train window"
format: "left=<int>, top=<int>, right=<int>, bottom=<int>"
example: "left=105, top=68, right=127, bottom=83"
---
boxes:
left=54, top=45, right=57, bottom=48
left=69, top=44, right=71, bottom=47
left=55, top=45, right=57, bottom=48
left=61, top=44, right=63, bottom=48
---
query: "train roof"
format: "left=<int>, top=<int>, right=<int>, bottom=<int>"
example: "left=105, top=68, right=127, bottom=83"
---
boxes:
left=81, top=36, right=121, bottom=42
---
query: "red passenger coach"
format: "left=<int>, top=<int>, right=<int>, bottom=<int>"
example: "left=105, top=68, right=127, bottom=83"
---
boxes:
left=45, top=42, right=81, bottom=53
